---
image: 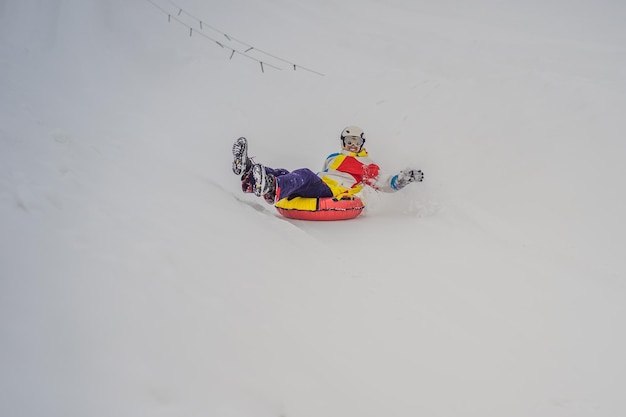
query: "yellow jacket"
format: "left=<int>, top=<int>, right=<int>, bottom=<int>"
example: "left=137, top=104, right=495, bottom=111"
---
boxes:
left=318, top=148, right=398, bottom=197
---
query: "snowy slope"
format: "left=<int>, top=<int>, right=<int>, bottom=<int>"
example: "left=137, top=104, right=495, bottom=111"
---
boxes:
left=2, top=1, right=626, bottom=416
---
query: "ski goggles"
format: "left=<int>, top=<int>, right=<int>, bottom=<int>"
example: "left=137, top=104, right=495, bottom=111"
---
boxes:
left=343, top=136, right=364, bottom=146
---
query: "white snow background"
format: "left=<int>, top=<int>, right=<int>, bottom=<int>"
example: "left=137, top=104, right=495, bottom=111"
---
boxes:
left=2, top=0, right=626, bottom=416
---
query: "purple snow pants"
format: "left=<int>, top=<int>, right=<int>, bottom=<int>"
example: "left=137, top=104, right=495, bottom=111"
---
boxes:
left=266, top=167, right=333, bottom=200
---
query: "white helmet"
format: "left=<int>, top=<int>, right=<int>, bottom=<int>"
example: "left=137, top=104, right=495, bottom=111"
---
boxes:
left=340, top=126, right=366, bottom=141
left=340, top=126, right=366, bottom=150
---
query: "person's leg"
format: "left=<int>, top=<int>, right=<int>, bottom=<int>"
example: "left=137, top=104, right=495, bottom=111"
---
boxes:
left=234, top=137, right=291, bottom=194
left=242, top=166, right=289, bottom=194
left=275, top=168, right=333, bottom=200
left=252, top=166, right=332, bottom=204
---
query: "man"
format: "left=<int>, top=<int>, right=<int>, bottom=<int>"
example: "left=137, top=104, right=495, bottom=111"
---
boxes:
left=232, top=126, right=424, bottom=205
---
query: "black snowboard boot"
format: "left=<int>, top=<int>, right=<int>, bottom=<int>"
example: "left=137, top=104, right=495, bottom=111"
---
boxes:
left=232, top=137, right=252, bottom=176
left=251, top=164, right=277, bottom=204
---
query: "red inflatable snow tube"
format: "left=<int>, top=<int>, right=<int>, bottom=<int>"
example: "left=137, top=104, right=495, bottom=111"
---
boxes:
left=275, top=196, right=364, bottom=221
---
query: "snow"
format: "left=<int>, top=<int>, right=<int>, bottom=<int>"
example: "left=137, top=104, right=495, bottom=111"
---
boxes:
left=1, top=0, right=626, bottom=416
